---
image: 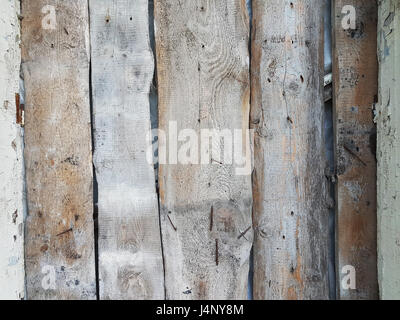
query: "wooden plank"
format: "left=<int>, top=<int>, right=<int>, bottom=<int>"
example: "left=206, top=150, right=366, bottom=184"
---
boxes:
left=251, top=0, right=330, bottom=299
left=377, top=0, right=400, bottom=300
left=90, top=0, right=164, bottom=299
left=332, top=0, right=378, bottom=300
left=0, top=0, right=25, bottom=300
left=22, top=0, right=96, bottom=299
left=155, top=0, right=253, bottom=299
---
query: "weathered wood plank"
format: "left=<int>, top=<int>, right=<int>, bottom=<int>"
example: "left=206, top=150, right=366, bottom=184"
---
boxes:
left=22, top=0, right=96, bottom=299
left=333, top=0, right=378, bottom=300
left=90, top=0, right=164, bottom=299
left=155, top=0, right=253, bottom=299
left=0, top=0, right=25, bottom=300
left=251, top=0, right=330, bottom=299
left=377, top=0, right=400, bottom=300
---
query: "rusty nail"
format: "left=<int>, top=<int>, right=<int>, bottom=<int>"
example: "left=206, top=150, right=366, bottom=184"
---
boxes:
left=56, top=228, right=73, bottom=237
left=210, top=205, right=214, bottom=231
left=238, top=226, right=252, bottom=240
left=167, top=214, right=177, bottom=231
left=211, top=158, right=223, bottom=165
left=215, top=239, right=219, bottom=266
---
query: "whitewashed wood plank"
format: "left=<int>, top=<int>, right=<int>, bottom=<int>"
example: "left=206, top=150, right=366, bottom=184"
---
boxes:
left=377, top=0, right=400, bottom=300
left=0, top=0, right=25, bottom=300
left=22, top=0, right=96, bottom=299
left=90, top=0, right=165, bottom=300
left=251, top=0, right=330, bottom=299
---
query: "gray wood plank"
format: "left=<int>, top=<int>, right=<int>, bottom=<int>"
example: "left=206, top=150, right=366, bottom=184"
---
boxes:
left=155, top=0, right=253, bottom=299
left=90, top=0, right=165, bottom=299
left=251, top=0, right=330, bottom=299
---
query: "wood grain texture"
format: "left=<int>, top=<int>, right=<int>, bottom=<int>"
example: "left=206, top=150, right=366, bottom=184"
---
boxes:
left=251, top=0, right=330, bottom=300
left=155, top=0, right=253, bottom=300
left=377, top=0, right=400, bottom=299
left=90, top=0, right=164, bottom=299
left=0, top=0, right=25, bottom=300
left=333, top=0, right=378, bottom=300
left=22, top=0, right=96, bottom=299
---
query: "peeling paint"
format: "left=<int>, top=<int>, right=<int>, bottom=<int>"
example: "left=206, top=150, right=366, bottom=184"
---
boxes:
left=0, top=0, right=25, bottom=300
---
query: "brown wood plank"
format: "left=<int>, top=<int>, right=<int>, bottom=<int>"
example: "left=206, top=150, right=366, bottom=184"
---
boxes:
left=22, top=0, right=96, bottom=299
left=332, top=0, right=378, bottom=300
left=251, top=0, right=330, bottom=299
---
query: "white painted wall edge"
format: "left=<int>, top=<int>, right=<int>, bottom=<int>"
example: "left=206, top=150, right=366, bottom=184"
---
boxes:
left=0, top=0, right=25, bottom=300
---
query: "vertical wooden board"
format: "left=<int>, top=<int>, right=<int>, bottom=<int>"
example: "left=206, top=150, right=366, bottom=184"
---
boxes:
left=377, top=0, right=400, bottom=300
left=333, top=0, right=378, bottom=300
left=155, top=0, right=253, bottom=299
left=0, top=0, right=25, bottom=299
left=251, top=0, right=330, bottom=299
left=22, top=0, right=96, bottom=299
left=90, top=0, right=164, bottom=299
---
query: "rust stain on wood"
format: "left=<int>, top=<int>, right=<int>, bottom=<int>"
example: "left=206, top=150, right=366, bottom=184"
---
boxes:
left=15, top=93, right=23, bottom=125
